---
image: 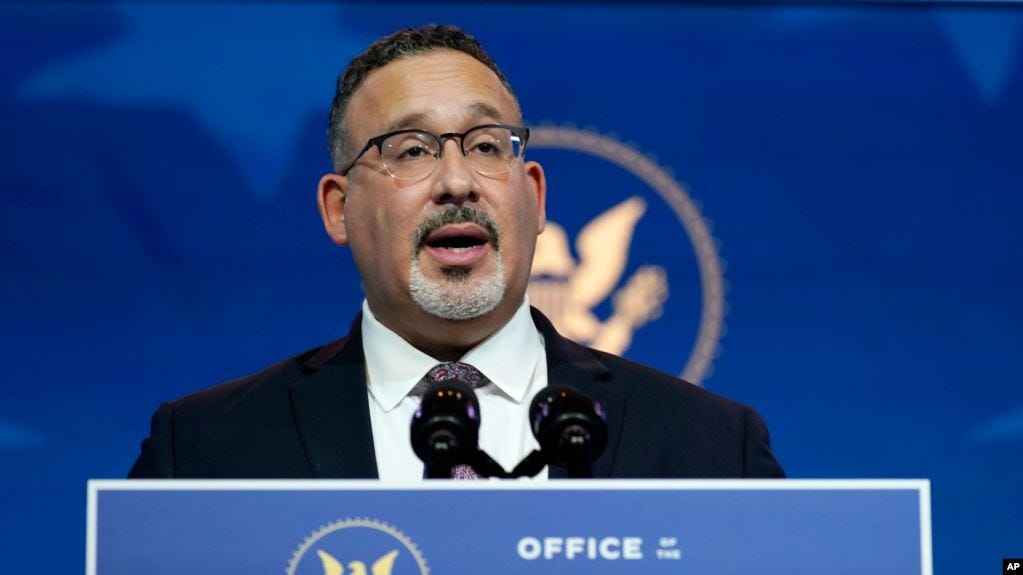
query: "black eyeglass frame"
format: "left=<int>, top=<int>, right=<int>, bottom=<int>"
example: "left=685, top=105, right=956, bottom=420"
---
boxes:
left=338, top=123, right=531, bottom=178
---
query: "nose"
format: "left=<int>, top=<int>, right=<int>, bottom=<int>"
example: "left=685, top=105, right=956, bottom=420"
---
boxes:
left=429, top=138, right=479, bottom=205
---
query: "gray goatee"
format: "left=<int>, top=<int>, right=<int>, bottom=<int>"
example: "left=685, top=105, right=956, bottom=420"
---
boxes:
left=409, top=206, right=505, bottom=320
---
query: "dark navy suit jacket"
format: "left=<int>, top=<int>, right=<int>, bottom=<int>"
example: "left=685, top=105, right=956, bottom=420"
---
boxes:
left=129, top=308, right=784, bottom=479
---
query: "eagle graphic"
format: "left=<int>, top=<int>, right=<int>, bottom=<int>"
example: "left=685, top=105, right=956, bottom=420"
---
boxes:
left=529, top=196, right=668, bottom=355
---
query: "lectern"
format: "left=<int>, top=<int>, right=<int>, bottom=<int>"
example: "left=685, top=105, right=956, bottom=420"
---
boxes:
left=88, top=479, right=931, bottom=574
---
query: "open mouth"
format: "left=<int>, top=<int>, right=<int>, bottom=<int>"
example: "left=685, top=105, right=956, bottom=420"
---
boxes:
left=426, top=232, right=487, bottom=252
left=421, top=224, right=491, bottom=266
left=423, top=224, right=489, bottom=250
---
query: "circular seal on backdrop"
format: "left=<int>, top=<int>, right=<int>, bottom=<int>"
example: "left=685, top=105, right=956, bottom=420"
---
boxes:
left=526, top=126, right=725, bottom=386
left=287, top=517, right=429, bottom=575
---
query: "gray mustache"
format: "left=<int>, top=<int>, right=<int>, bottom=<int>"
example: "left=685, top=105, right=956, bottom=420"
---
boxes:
left=412, top=207, right=501, bottom=253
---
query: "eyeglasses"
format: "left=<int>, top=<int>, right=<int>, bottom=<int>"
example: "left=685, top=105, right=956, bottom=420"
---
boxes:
left=339, top=124, right=530, bottom=181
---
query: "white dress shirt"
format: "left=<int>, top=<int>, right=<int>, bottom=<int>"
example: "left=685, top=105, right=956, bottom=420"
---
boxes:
left=362, top=297, right=549, bottom=481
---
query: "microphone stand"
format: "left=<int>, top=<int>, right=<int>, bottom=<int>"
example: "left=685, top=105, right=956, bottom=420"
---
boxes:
left=470, top=449, right=512, bottom=479
left=509, top=450, right=547, bottom=478
left=557, top=423, right=597, bottom=478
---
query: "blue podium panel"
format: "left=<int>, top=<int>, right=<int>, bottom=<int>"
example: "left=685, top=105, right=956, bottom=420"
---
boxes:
left=87, top=479, right=931, bottom=575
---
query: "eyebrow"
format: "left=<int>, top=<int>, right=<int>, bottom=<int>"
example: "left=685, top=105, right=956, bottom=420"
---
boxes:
left=383, top=102, right=511, bottom=133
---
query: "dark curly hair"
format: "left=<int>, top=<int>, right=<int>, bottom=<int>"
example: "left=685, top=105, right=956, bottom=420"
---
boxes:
left=327, top=25, right=516, bottom=172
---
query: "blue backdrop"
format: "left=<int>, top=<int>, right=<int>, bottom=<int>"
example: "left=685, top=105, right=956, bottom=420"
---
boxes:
left=2, top=2, right=1021, bottom=572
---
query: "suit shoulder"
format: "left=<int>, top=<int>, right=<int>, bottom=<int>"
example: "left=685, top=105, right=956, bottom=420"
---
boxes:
left=583, top=346, right=784, bottom=478
left=172, top=338, right=348, bottom=414
left=587, top=346, right=746, bottom=417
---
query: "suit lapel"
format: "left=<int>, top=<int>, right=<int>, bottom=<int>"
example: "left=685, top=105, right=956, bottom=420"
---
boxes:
left=531, top=308, right=626, bottom=479
left=288, top=315, right=378, bottom=478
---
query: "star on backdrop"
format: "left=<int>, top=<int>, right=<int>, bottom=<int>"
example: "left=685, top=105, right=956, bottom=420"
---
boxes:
left=937, top=9, right=1022, bottom=104
left=15, top=3, right=371, bottom=199
left=765, top=7, right=1021, bottom=104
left=972, top=404, right=1023, bottom=443
left=0, top=418, right=46, bottom=449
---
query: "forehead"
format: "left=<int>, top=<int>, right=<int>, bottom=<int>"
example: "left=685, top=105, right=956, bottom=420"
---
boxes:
left=345, top=49, right=521, bottom=140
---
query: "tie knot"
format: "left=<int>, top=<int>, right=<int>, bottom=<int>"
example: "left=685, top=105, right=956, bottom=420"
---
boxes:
left=424, top=362, right=487, bottom=389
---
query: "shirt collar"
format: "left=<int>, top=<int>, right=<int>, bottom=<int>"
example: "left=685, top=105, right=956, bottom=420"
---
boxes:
left=362, top=298, right=543, bottom=412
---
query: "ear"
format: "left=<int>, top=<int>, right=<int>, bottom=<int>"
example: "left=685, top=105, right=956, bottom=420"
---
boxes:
left=317, top=173, right=350, bottom=246
left=524, top=160, right=547, bottom=234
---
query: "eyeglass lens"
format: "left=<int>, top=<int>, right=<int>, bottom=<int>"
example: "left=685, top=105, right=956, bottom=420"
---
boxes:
left=380, top=126, right=523, bottom=180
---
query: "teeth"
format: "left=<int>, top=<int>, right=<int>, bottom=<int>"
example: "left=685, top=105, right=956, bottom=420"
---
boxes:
left=447, top=246, right=472, bottom=253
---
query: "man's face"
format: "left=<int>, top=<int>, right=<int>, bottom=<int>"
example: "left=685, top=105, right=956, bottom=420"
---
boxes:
left=318, top=49, right=546, bottom=347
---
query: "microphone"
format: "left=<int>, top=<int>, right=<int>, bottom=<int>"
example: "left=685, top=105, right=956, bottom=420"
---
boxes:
left=529, top=385, right=608, bottom=478
left=410, top=379, right=481, bottom=478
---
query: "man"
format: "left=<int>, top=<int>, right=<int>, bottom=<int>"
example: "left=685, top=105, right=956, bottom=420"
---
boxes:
left=129, top=25, right=783, bottom=480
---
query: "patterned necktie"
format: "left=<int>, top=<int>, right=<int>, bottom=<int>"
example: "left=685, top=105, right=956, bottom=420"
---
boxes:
left=422, top=362, right=487, bottom=389
left=417, top=362, right=487, bottom=480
